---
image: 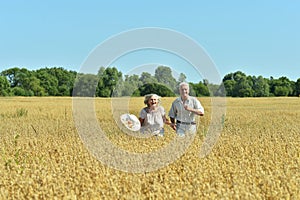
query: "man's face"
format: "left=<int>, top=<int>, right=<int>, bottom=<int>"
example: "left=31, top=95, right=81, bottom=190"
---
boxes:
left=180, top=85, right=189, bottom=98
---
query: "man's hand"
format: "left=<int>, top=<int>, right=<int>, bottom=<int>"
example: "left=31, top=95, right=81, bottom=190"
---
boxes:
left=184, top=105, right=190, bottom=111
left=184, top=105, right=204, bottom=116
left=170, top=123, right=176, bottom=131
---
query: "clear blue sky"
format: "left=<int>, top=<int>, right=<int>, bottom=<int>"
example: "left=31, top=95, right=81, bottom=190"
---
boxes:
left=1, top=0, right=299, bottom=83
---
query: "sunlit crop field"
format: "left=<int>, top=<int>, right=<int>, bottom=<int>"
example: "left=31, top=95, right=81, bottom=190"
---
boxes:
left=0, top=97, right=299, bottom=199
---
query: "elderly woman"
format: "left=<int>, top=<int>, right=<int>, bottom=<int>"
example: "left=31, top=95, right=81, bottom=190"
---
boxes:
left=139, top=94, right=170, bottom=136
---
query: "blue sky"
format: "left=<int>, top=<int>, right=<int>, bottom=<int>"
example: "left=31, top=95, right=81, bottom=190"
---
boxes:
left=1, top=0, right=299, bottom=83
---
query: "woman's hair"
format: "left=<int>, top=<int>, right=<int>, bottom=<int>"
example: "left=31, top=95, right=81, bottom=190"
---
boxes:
left=143, top=94, right=161, bottom=106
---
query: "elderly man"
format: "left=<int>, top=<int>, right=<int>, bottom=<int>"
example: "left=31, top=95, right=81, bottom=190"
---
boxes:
left=169, top=82, right=204, bottom=137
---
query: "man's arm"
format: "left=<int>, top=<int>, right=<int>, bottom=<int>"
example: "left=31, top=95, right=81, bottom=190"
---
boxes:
left=184, top=106, right=204, bottom=116
left=168, top=102, right=177, bottom=130
left=169, top=117, right=176, bottom=130
left=184, top=97, right=204, bottom=116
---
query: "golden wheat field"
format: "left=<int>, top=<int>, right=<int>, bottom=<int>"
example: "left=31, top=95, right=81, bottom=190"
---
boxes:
left=0, top=97, right=299, bottom=199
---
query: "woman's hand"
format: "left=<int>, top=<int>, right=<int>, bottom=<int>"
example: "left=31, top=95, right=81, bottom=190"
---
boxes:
left=164, top=118, right=171, bottom=125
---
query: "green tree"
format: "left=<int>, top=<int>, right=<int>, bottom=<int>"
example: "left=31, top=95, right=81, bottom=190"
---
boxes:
left=208, top=83, right=223, bottom=96
left=35, top=69, right=59, bottom=96
left=223, top=80, right=236, bottom=96
left=73, top=73, right=98, bottom=97
left=1, top=67, right=45, bottom=96
left=274, top=86, right=289, bottom=96
left=1, top=67, right=21, bottom=87
left=96, top=67, right=123, bottom=97
left=295, top=78, right=300, bottom=96
left=0, top=76, right=10, bottom=96
left=49, top=67, right=77, bottom=96
left=154, top=66, right=177, bottom=93
left=270, top=76, right=293, bottom=96
left=139, top=72, right=157, bottom=85
left=178, top=73, right=187, bottom=83
left=215, top=83, right=226, bottom=97
left=222, top=72, right=238, bottom=96
left=190, top=81, right=210, bottom=97
left=121, top=74, right=142, bottom=96
left=11, top=87, right=26, bottom=96
left=135, top=83, right=175, bottom=97
left=24, top=76, right=45, bottom=96
left=222, top=72, right=234, bottom=82
left=233, top=75, right=254, bottom=97
left=252, top=76, right=270, bottom=97
left=226, top=72, right=254, bottom=97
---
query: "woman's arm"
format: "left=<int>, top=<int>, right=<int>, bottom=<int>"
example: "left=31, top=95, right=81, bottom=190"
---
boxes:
left=139, top=118, right=145, bottom=126
left=163, top=115, right=171, bottom=125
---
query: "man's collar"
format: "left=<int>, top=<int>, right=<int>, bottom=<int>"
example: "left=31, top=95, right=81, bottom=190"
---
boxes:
left=176, top=96, right=191, bottom=102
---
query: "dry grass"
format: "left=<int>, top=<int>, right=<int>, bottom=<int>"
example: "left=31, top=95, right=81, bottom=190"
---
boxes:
left=0, top=97, right=299, bottom=199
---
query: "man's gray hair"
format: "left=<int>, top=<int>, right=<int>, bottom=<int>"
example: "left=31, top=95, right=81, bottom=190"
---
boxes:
left=179, top=82, right=189, bottom=90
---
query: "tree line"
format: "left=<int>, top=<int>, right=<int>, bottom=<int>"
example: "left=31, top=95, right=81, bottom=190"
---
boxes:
left=0, top=66, right=300, bottom=97
left=222, top=71, right=300, bottom=97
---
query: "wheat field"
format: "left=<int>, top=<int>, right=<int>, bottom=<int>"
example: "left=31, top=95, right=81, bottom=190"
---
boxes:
left=0, top=97, right=299, bottom=199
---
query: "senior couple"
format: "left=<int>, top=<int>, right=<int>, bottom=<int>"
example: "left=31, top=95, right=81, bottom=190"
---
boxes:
left=139, top=82, right=204, bottom=137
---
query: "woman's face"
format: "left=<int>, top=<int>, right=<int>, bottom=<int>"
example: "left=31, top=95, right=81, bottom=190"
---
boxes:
left=148, top=95, right=158, bottom=107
